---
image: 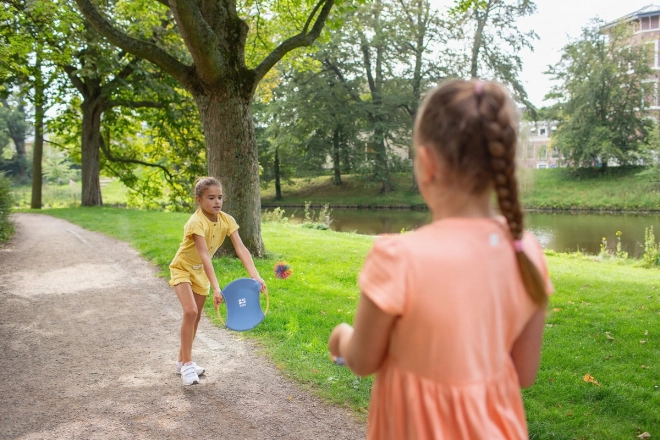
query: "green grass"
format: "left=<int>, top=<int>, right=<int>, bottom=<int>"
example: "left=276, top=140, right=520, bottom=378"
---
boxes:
left=11, top=178, right=128, bottom=208
left=261, top=173, right=425, bottom=207
left=520, top=166, right=660, bottom=211
left=12, top=165, right=660, bottom=212
left=264, top=166, right=660, bottom=212
left=23, top=208, right=660, bottom=437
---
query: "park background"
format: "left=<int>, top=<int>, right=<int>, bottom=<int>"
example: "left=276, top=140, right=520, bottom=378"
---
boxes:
left=1, top=0, right=660, bottom=438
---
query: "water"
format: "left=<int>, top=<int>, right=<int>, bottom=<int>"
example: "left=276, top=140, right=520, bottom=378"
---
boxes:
left=265, top=208, right=660, bottom=257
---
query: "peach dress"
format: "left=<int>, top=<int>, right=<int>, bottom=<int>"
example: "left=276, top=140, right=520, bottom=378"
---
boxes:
left=359, top=218, right=552, bottom=440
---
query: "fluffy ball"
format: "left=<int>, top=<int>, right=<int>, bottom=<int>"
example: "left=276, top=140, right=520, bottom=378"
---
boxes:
left=273, top=261, right=293, bottom=279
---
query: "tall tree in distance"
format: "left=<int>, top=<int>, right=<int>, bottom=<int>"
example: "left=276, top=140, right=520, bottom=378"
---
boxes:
left=453, top=0, right=538, bottom=109
left=547, top=20, right=653, bottom=169
left=74, top=0, right=339, bottom=256
left=0, top=2, right=60, bottom=208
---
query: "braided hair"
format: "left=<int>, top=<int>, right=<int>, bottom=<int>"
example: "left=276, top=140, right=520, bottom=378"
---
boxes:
left=414, top=79, right=547, bottom=306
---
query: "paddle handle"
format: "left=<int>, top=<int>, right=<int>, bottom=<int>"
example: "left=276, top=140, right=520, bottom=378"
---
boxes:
left=214, top=286, right=269, bottom=327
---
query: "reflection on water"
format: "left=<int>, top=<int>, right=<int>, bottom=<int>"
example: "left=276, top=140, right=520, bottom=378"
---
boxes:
left=264, top=208, right=660, bottom=257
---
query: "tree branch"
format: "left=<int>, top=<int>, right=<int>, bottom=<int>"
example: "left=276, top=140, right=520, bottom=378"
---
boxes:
left=252, top=0, right=335, bottom=92
left=73, top=0, right=196, bottom=91
left=62, top=65, right=88, bottom=96
left=322, top=58, right=363, bottom=104
left=168, top=0, right=225, bottom=84
left=99, top=133, right=173, bottom=179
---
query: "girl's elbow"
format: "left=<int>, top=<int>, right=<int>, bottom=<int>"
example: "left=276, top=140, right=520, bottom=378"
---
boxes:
left=347, top=357, right=382, bottom=377
left=517, top=371, right=539, bottom=388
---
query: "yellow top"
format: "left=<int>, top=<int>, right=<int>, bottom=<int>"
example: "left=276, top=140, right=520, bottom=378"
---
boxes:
left=170, top=209, right=239, bottom=266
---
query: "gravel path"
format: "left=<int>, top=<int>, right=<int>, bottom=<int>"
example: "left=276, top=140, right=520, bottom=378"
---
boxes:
left=0, top=213, right=366, bottom=440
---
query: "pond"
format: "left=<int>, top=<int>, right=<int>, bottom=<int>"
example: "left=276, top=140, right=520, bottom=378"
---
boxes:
left=264, top=207, right=660, bottom=258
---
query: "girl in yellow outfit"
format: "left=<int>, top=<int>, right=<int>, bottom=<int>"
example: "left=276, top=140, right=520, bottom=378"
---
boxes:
left=170, top=177, right=266, bottom=385
left=329, top=80, right=552, bottom=439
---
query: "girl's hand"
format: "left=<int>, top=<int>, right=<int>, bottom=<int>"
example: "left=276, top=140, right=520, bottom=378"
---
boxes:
left=328, top=323, right=352, bottom=363
left=213, top=289, right=224, bottom=308
left=254, top=276, right=266, bottom=292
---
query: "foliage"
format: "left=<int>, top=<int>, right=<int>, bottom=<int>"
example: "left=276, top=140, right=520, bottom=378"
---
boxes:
left=0, top=172, right=13, bottom=241
left=302, top=200, right=332, bottom=229
left=641, top=227, right=660, bottom=268
left=451, top=0, right=538, bottom=110
left=261, top=207, right=289, bottom=223
left=41, top=208, right=660, bottom=436
left=547, top=21, right=654, bottom=168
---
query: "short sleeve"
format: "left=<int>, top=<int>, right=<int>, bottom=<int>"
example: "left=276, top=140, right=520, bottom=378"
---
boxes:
left=358, top=235, right=407, bottom=316
left=224, top=214, right=239, bottom=236
left=184, top=217, right=205, bottom=239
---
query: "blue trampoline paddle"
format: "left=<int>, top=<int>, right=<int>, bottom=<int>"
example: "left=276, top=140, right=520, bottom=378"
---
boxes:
left=215, top=278, right=269, bottom=332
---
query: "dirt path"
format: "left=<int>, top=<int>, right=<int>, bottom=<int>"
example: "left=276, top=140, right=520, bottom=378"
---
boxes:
left=0, top=214, right=366, bottom=440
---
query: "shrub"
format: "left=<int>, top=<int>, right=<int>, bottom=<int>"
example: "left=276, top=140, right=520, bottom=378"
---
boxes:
left=0, top=173, right=14, bottom=241
left=641, top=226, right=660, bottom=268
left=262, top=207, right=288, bottom=224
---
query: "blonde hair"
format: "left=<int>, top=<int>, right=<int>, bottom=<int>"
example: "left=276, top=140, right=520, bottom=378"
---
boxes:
left=414, top=79, right=547, bottom=306
left=194, top=177, right=222, bottom=198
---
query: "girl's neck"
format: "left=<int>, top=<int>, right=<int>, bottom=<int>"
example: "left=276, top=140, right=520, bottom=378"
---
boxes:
left=427, top=187, right=496, bottom=222
left=200, top=209, right=218, bottom=222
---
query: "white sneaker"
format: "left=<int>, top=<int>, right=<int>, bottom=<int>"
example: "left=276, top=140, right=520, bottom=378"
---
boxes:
left=181, top=363, right=200, bottom=386
left=176, top=361, right=204, bottom=376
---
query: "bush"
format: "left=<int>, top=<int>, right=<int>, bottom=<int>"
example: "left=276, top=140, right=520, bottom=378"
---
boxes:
left=641, top=226, right=660, bottom=268
left=0, top=173, right=14, bottom=241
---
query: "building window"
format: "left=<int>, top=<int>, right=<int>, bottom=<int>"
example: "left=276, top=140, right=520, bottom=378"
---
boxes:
left=652, top=15, right=659, bottom=29
left=552, top=147, right=559, bottom=159
left=538, top=145, right=548, bottom=159
left=539, top=127, right=547, bottom=136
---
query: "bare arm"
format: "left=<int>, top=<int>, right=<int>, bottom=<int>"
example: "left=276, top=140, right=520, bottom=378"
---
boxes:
left=328, top=294, right=397, bottom=377
left=192, top=234, right=223, bottom=306
left=510, top=308, right=546, bottom=388
left=229, top=231, right=266, bottom=291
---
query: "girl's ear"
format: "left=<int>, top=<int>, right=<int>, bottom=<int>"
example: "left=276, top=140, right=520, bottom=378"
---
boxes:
left=415, top=146, right=438, bottom=185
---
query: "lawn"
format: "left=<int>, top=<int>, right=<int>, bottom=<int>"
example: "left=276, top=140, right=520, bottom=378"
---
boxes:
left=24, top=208, right=660, bottom=437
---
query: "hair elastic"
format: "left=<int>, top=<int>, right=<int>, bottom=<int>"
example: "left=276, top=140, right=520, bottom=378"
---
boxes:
left=475, top=80, right=484, bottom=96
left=513, top=240, right=523, bottom=253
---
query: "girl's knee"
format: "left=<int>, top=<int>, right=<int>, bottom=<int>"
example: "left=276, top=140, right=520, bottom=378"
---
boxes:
left=183, top=306, right=198, bottom=321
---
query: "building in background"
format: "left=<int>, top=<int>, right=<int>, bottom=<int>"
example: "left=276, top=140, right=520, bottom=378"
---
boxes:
left=603, top=4, right=660, bottom=114
left=518, top=121, right=560, bottom=169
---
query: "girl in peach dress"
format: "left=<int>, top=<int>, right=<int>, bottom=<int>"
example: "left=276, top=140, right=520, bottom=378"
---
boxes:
left=328, top=79, right=552, bottom=439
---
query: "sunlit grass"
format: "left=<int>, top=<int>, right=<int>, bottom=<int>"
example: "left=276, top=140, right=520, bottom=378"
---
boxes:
left=30, top=208, right=660, bottom=436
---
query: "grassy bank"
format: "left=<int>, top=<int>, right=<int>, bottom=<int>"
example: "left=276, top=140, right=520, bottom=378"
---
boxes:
left=263, top=166, right=660, bottom=212
left=11, top=166, right=660, bottom=212
left=11, top=178, right=128, bottom=209
left=32, top=208, right=659, bottom=438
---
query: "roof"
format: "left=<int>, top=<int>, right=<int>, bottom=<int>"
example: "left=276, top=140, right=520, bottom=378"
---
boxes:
left=603, top=4, right=660, bottom=29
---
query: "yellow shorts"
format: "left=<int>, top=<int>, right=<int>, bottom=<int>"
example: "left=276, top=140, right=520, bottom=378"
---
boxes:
left=169, top=259, right=210, bottom=296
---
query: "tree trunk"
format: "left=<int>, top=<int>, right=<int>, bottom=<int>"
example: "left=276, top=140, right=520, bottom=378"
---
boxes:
left=373, top=122, right=393, bottom=193
left=80, top=98, right=103, bottom=206
left=31, top=59, right=44, bottom=210
left=332, top=127, right=342, bottom=185
left=197, top=91, right=264, bottom=257
left=13, top=137, right=27, bottom=183
left=470, top=2, right=491, bottom=78
left=274, top=147, right=282, bottom=200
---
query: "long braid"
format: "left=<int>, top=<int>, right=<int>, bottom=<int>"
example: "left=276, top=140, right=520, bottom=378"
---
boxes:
left=476, top=81, right=547, bottom=306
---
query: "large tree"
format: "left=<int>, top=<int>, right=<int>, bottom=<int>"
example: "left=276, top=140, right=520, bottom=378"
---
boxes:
left=547, top=21, right=654, bottom=169
left=453, top=0, right=538, bottom=109
left=74, top=0, right=337, bottom=256
left=0, top=2, right=60, bottom=208
left=7, top=0, right=185, bottom=206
